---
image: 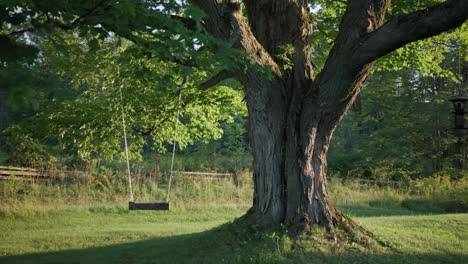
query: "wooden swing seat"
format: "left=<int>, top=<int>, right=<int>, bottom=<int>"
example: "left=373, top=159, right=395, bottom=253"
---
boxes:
left=129, top=201, right=170, bottom=210
left=120, top=80, right=185, bottom=212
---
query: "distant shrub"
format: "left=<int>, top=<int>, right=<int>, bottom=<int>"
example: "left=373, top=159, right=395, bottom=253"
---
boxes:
left=3, top=127, right=57, bottom=169
left=410, top=174, right=467, bottom=196
left=156, top=153, right=252, bottom=173
left=402, top=175, right=468, bottom=213
left=410, top=175, right=453, bottom=196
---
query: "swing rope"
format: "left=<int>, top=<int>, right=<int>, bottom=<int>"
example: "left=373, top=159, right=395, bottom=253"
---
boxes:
left=118, top=80, right=134, bottom=202
left=166, top=77, right=186, bottom=202
left=119, top=75, right=186, bottom=204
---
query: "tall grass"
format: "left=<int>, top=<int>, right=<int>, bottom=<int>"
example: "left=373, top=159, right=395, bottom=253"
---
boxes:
left=0, top=168, right=253, bottom=212
left=1, top=168, right=467, bottom=215
left=330, top=175, right=468, bottom=214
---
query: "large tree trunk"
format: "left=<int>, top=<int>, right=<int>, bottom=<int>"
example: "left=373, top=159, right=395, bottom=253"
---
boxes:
left=189, top=0, right=468, bottom=235
left=244, top=66, right=371, bottom=233
left=243, top=75, right=288, bottom=225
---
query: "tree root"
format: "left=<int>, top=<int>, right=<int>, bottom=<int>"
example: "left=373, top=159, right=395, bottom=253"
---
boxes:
left=234, top=207, right=396, bottom=253
left=331, top=209, right=397, bottom=251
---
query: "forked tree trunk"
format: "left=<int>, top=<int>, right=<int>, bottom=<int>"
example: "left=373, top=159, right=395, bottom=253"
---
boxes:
left=189, top=0, right=468, bottom=234
left=244, top=67, right=370, bottom=232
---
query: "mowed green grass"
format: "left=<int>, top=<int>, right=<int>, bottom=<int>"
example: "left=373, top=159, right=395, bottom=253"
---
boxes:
left=0, top=204, right=467, bottom=264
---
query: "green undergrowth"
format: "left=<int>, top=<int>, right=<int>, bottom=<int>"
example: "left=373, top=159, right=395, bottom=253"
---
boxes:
left=0, top=170, right=253, bottom=211
left=1, top=172, right=467, bottom=214
left=330, top=175, right=468, bottom=216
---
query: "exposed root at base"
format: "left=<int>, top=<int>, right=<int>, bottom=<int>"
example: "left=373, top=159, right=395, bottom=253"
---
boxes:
left=235, top=207, right=396, bottom=253
left=331, top=210, right=395, bottom=250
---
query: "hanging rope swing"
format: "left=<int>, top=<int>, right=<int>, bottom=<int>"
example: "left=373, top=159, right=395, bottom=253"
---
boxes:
left=118, top=76, right=186, bottom=211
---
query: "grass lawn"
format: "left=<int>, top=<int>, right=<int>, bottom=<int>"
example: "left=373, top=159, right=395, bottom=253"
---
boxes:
left=0, top=204, right=467, bottom=264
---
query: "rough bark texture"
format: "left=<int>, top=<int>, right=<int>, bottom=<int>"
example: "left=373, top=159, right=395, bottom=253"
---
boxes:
left=190, top=0, right=468, bottom=235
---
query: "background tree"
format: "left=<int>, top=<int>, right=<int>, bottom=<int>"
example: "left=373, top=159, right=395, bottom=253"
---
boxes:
left=2, top=33, right=246, bottom=166
left=329, top=24, right=468, bottom=180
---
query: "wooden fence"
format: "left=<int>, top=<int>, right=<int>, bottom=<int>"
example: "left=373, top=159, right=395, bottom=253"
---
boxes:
left=171, top=171, right=233, bottom=178
left=0, top=166, right=404, bottom=186
left=0, top=166, right=234, bottom=182
left=0, top=166, right=79, bottom=181
left=0, top=166, right=48, bottom=181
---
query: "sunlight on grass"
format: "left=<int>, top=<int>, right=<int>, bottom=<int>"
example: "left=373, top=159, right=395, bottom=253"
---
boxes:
left=0, top=206, right=467, bottom=263
left=0, top=176, right=467, bottom=263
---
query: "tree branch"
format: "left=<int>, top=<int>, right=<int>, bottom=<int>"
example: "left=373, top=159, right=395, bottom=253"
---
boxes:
left=7, top=0, right=108, bottom=36
left=170, top=15, right=198, bottom=31
left=190, top=0, right=282, bottom=79
left=244, top=0, right=314, bottom=85
left=317, top=0, right=390, bottom=100
left=331, top=0, right=390, bottom=52
left=355, top=0, right=468, bottom=65
left=69, top=0, right=110, bottom=28
left=7, top=27, right=35, bottom=36
left=188, top=0, right=233, bottom=41
left=198, top=70, right=233, bottom=90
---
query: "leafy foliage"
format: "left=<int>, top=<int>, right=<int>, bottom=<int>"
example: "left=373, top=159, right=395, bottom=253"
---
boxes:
left=329, top=54, right=465, bottom=180
left=4, top=33, right=246, bottom=163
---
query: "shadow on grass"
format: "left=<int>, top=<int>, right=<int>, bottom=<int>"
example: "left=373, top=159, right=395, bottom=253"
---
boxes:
left=337, top=198, right=465, bottom=217
left=0, top=223, right=465, bottom=264
left=400, top=198, right=468, bottom=214
left=338, top=204, right=439, bottom=217
left=338, top=205, right=420, bottom=217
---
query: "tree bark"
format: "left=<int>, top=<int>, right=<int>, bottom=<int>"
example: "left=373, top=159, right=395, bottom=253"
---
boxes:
left=189, top=0, right=468, bottom=234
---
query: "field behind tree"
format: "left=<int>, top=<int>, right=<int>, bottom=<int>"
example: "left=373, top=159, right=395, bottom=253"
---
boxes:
left=0, top=173, right=467, bottom=263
